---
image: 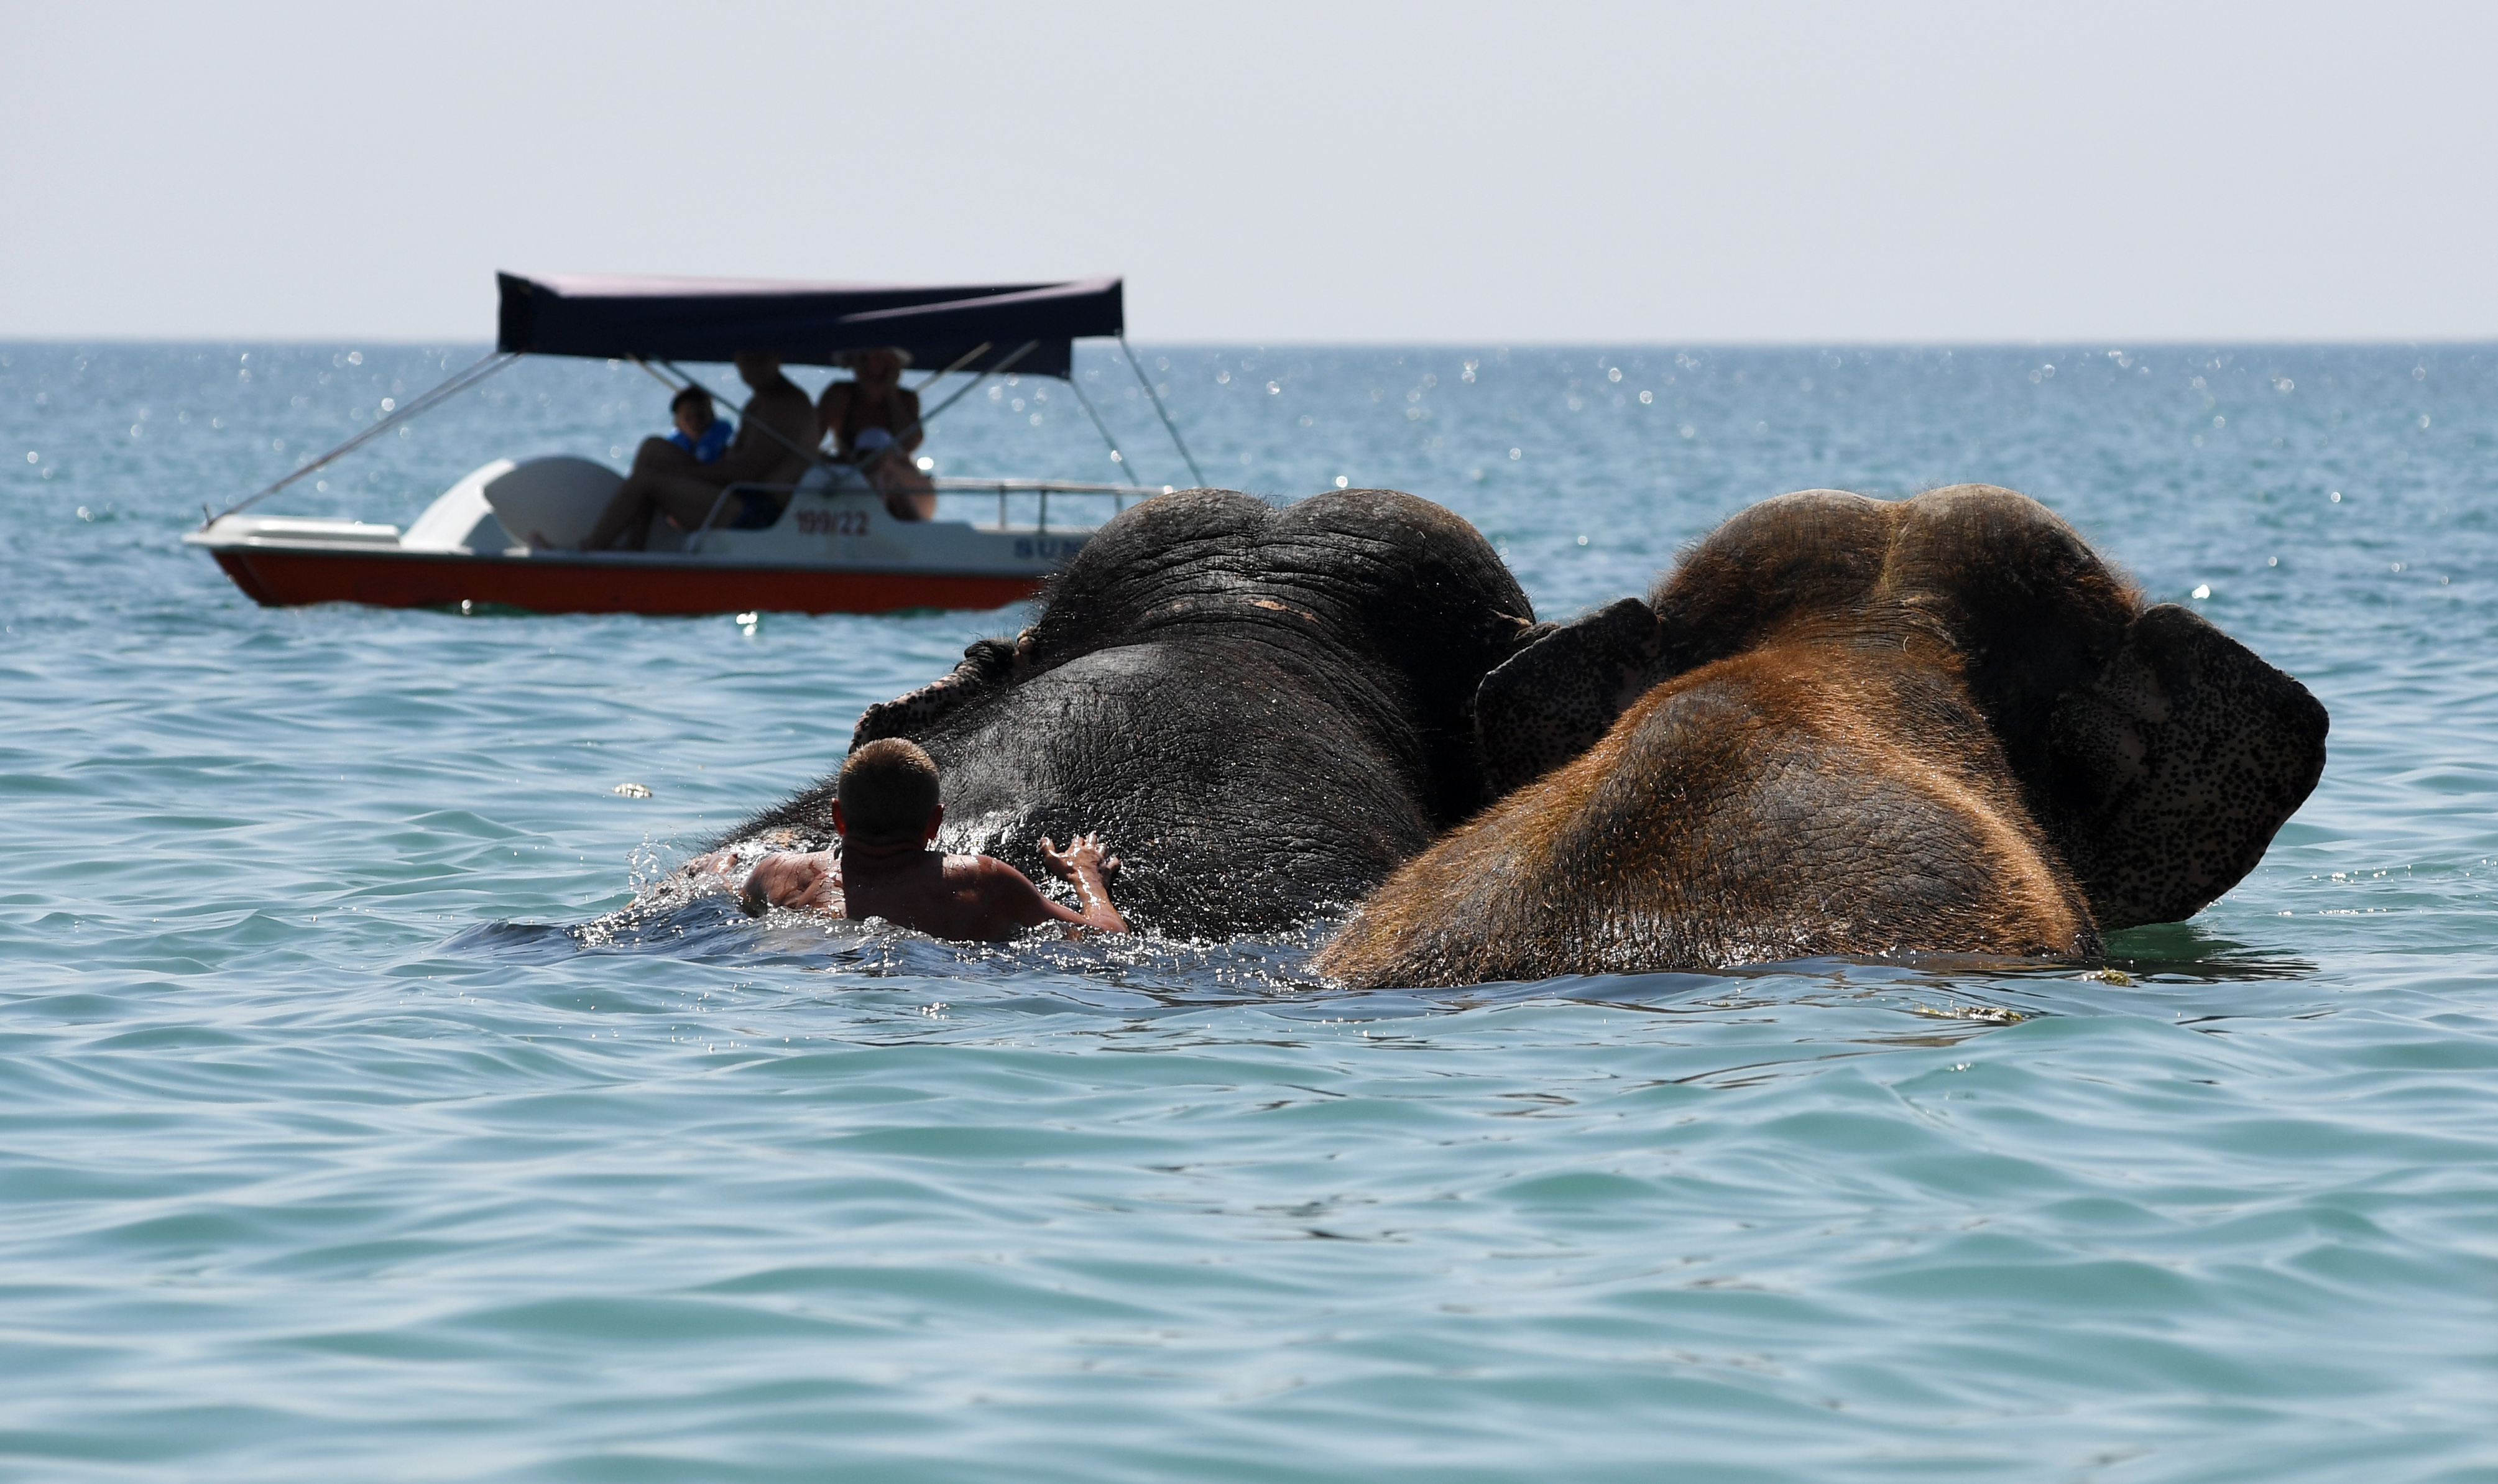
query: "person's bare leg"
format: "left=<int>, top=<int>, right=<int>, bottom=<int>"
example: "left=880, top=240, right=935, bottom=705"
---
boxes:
left=585, top=471, right=734, bottom=550
left=584, top=483, right=649, bottom=550
left=586, top=438, right=703, bottom=550
left=584, top=479, right=663, bottom=550
left=630, top=436, right=701, bottom=477
left=640, top=472, right=736, bottom=532
left=873, top=462, right=939, bottom=521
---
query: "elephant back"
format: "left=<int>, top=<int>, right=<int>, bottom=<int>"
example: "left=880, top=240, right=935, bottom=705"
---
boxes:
left=1018, top=487, right=1534, bottom=824
left=714, top=487, right=1542, bottom=937
left=1025, top=489, right=1526, bottom=670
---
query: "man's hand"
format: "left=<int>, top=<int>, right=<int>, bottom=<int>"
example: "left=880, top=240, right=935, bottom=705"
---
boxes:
left=740, top=850, right=836, bottom=915
left=1039, top=833, right=1120, bottom=883
left=1035, top=833, right=1128, bottom=936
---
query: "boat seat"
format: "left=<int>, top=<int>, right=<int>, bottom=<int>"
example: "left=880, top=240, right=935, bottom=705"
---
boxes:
left=477, top=456, right=625, bottom=550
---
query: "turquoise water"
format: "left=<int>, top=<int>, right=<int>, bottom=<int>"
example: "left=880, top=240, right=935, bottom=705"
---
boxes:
left=3, top=342, right=2494, bottom=1481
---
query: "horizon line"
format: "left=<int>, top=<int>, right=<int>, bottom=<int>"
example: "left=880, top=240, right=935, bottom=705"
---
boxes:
left=4, top=335, right=2494, bottom=351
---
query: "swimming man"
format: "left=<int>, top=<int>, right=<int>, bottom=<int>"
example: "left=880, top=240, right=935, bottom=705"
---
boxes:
left=739, top=739, right=1127, bottom=940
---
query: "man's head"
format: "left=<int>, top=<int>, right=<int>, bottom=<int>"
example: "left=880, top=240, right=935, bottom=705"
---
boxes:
left=834, top=738, right=943, bottom=847
left=670, top=386, right=714, bottom=438
left=732, top=351, right=784, bottom=391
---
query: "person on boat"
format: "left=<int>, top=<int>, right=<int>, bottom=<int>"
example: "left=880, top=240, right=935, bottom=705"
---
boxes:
left=583, top=351, right=818, bottom=550
left=818, top=347, right=938, bottom=522
left=738, top=739, right=1128, bottom=940
left=665, top=386, right=734, bottom=463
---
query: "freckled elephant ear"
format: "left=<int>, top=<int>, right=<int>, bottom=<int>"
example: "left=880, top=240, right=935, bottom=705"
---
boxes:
left=1474, top=598, right=1666, bottom=798
left=2039, top=604, right=2329, bottom=929
left=850, top=637, right=1018, bottom=750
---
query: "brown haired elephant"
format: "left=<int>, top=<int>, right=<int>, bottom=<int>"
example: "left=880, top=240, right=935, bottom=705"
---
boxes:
left=1316, top=484, right=2329, bottom=988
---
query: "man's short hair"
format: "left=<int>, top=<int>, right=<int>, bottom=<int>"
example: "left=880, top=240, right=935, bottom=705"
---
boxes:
left=838, top=739, right=942, bottom=844
left=670, top=386, right=710, bottom=417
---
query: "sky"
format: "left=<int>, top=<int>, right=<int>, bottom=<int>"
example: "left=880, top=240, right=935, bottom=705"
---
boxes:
left=4, top=1, right=2494, bottom=343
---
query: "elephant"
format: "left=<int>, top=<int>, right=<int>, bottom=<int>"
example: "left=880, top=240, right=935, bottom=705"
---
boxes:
left=1315, top=484, right=2330, bottom=987
left=714, top=487, right=1539, bottom=937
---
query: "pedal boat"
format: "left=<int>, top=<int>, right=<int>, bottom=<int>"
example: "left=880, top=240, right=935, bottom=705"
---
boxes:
left=187, top=272, right=1201, bottom=615
left=188, top=459, right=1160, bottom=615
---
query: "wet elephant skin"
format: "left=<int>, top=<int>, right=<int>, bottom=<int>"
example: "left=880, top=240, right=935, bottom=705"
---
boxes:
left=719, top=488, right=1537, bottom=937
left=1317, top=485, right=2330, bottom=988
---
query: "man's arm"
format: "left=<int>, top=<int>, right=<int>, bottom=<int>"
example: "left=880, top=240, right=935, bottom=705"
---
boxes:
left=1036, top=834, right=1126, bottom=934
left=897, top=387, right=924, bottom=453
left=977, top=834, right=1127, bottom=937
left=740, top=850, right=839, bottom=915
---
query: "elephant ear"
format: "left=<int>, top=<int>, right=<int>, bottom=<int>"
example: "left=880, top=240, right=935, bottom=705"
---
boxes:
left=851, top=637, right=1018, bottom=749
left=2039, top=604, right=2328, bottom=929
left=1474, top=598, right=1666, bottom=798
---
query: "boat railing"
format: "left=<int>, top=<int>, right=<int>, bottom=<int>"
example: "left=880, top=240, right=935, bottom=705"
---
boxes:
left=934, top=477, right=1174, bottom=532
left=707, top=476, right=1174, bottom=535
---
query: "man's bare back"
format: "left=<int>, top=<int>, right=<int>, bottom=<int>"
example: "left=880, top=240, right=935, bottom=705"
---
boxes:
left=741, top=832, right=1125, bottom=941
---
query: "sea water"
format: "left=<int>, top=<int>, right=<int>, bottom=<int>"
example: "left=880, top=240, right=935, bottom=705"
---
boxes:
left=1, top=342, right=2492, bottom=1482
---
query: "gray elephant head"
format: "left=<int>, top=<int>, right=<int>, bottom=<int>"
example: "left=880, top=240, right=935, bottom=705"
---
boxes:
left=721, top=487, right=1537, bottom=936
left=1319, top=485, right=2329, bottom=987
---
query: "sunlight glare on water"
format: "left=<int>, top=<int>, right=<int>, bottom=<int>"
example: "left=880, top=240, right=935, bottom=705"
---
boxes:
left=1, top=342, right=2494, bottom=1482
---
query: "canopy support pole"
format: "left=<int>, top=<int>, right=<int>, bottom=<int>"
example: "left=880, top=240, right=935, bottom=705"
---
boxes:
left=911, top=342, right=992, bottom=392
left=857, top=339, right=1040, bottom=483
left=202, top=349, right=519, bottom=527
left=898, top=340, right=1038, bottom=441
left=1118, top=337, right=1204, bottom=489
left=630, top=356, right=686, bottom=395
left=1065, top=367, right=1135, bottom=491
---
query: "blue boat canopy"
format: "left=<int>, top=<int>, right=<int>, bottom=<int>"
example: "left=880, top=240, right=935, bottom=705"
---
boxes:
left=495, top=272, right=1123, bottom=379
